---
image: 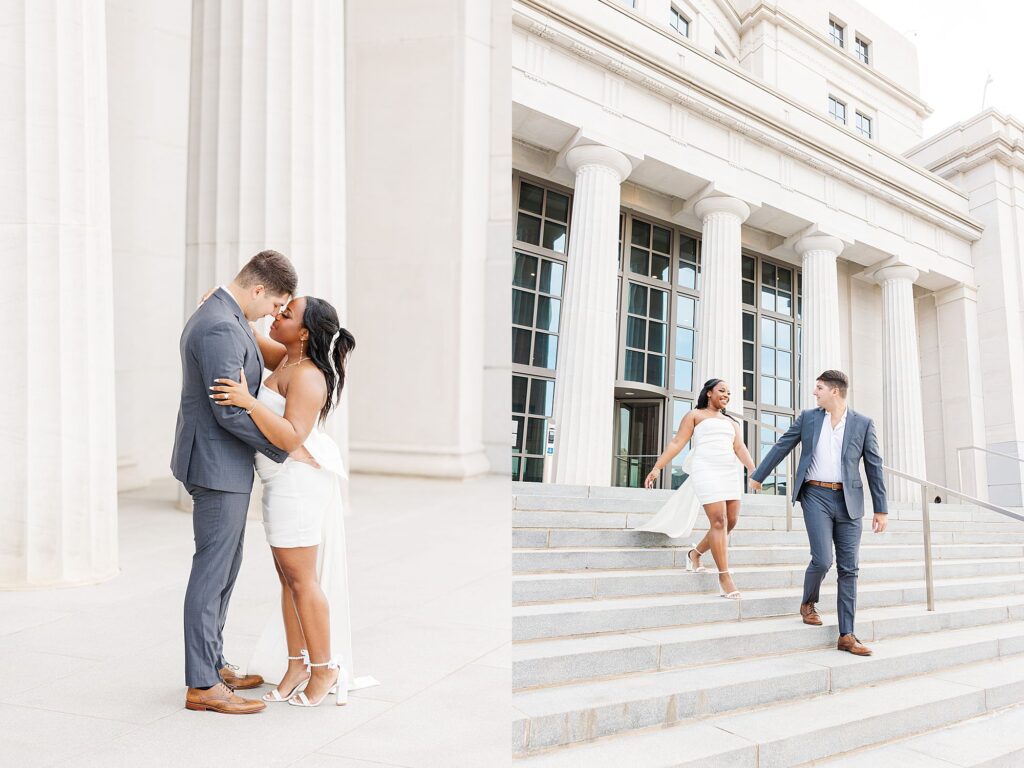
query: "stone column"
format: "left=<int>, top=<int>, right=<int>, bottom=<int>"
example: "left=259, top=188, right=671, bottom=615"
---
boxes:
left=551, top=145, right=632, bottom=485
left=0, top=1, right=119, bottom=586
left=935, top=284, right=989, bottom=500
left=794, top=235, right=843, bottom=409
left=185, top=0, right=347, bottom=505
left=693, top=196, right=750, bottom=414
left=877, top=265, right=928, bottom=504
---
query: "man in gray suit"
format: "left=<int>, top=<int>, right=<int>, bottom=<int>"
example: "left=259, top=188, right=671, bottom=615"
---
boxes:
left=750, top=370, right=888, bottom=656
left=171, top=250, right=297, bottom=714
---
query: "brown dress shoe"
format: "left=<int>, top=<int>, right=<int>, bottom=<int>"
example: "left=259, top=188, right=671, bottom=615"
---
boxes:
left=220, top=664, right=264, bottom=690
left=800, top=602, right=822, bottom=626
left=837, top=634, right=872, bottom=656
left=186, top=683, right=266, bottom=714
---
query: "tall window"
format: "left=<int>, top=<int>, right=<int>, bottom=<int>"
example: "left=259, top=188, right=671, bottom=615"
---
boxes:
left=829, top=19, right=845, bottom=47
left=741, top=254, right=801, bottom=495
left=855, top=111, right=873, bottom=139
left=615, top=213, right=702, bottom=488
left=828, top=95, right=847, bottom=125
left=512, top=176, right=571, bottom=481
left=670, top=6, right=690, bottom=37
left=855, top=37, right=870, bottom=64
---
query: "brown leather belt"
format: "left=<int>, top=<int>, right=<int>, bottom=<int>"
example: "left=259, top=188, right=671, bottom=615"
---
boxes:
left=806, top=480, right=843, bottom=490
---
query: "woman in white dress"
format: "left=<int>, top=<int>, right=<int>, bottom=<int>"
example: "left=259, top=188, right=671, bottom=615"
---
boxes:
left=641, top=379, right=756, bottom=599
left=210, top=296, right=357, bottom=707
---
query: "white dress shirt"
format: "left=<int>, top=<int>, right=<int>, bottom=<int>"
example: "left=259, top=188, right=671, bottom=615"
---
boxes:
left=806, top=408, right=847, bottom=483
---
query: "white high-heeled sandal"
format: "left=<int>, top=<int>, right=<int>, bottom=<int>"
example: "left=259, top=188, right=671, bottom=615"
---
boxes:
left=262, top=649, right=311, bottom=703
left=684, top=547, right=707, bottom=572
left=717, top=570, right=741, bottom=600
left=289, top=657, right=349, bottom=707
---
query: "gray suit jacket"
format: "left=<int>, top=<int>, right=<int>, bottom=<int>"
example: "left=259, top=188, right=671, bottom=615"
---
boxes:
left=751, top=407, right=888, bottom=518
left=170, top=288, right=287, bottom=493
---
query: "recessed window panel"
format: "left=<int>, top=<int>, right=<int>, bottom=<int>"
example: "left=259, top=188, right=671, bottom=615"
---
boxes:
left=761, top=317, right=775, bottom=347
left=648, top=321, right=666, bottom=353
left=528, top=379, right=554, bottom=416
left=677, top=295, right=695, bottom=327
left=651, top=254, right=670, bottom=282
left=624, top=350, right=645, bottom=382
left=513, top=253, right=538, bottom=289
left=512, top=289, right=535, bottom=326
left=533, top=333, right=558, bottom=368
left=525, top=417, right=545, bottom=454
left=630, top=247, right=648, bottom=275
left=650, top=289, right=667, bottom=320
left=512, top=376, right=528, bottom=413
left=512, top=328, right=531, bottom=365
left=519, top=182, right=544, bottom=214
left=675, top=360, right=693, bottom=392
left=629, top=283, right=647, bottom=315
left=627, top=316, right=647, bottom=349
left=545, top=191, right=569, bottom=222
left=652, top=225, right=671, bottom=253
left=631, top=220, right=650, bottom=246
left=516, top=213, right=541, bottom=245
left=536, top=296, right=560, bottom=332
left=539, top=261, right=563, bottom=296
left=676, top=327, right=694, bottom=358
left=543, top=222, right=567, bottom=253
left=646, top=355, right=665, bottom=386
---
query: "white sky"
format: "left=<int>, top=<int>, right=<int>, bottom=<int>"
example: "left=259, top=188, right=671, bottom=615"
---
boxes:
left=855, top=0, right=1024, bottom=138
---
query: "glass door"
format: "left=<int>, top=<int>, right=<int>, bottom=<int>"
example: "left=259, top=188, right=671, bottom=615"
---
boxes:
left=614, top=399, right=663, bottom=487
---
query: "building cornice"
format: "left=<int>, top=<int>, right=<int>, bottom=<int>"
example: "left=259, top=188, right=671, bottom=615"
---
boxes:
left=737, top=2, right=932, bottom=118
left=514, top=0, right=981, bottom=242
left=906, top=108, right=1024, bottom=156
left=916, top=134, right=1024, bottom=178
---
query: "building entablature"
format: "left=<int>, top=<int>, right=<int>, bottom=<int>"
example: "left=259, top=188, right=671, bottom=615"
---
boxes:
left=512, top=0, right=982, bottom=291
left=905, top=109, right=1024, bottom=178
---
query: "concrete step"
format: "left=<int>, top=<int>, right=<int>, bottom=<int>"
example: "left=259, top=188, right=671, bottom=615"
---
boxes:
left=513, top=542, right=1024, bottom=573
left=512, top=573, right=1024, bottom=641
left=513, top=654, right=1024, bottom=765
left=514, top=527, right=1024, bottom=553
left=513, top=491, right=1018, bottom=524
left=513, top=595, right=1024, bottom=689
left=512, top=557, right=1024, bottom=604
left=513, top=508, right=1024, bottom=533
left=814, top=700, right=1024, bottom=766
left=512, top=623, right=1024, bottom=754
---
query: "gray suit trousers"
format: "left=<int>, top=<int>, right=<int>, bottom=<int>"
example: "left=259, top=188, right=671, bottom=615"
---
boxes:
left=183, top=483, right=250, bottom=687
left=800, top=484, right=863, bottom=636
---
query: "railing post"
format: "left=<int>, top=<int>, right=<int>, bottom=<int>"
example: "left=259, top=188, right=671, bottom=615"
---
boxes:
left=921, top=481, right=935, bottom=611
left=785, top=454, right=793, bottom=533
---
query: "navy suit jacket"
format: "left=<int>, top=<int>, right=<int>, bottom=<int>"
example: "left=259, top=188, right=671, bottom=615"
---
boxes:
left=170, top=288, right=287, bottom=493
left=750, top=407, right=888, bottom=519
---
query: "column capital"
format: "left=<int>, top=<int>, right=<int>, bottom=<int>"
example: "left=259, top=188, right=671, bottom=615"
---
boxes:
left=693, top=195, right=750, bottom=223
left=874, top=264, right=919, bottom=285
left=794, top=235, right=844, bottom=258
left=565, top=144, right=632, bottom=181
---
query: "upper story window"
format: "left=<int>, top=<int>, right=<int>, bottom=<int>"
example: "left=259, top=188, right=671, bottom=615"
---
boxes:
left=855, top=37, right=870, bottom=64
left=829, top=19, right=845, bottom=48
left=670, top=6, right=690, bottom=37
left=828, top=95, right=846, bottom=125
left=855, top=111, right=873, bottom=138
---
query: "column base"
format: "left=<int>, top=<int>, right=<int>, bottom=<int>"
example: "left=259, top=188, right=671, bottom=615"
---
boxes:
left=0, top=568, right=120, bottom=592
left=349, top=444, right=491, bottom=479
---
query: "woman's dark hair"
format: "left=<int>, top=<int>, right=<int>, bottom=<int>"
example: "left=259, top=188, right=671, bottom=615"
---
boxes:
left=696, top=378, right=738, bottom=422
left=301, top=297, right=356, bottom=425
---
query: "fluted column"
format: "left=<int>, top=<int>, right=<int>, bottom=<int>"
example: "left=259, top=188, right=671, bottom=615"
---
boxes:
left=551, top=145, right=632, bottom=485
left=693, top=196, right=750, bottom=414
left=795, top=235, right=844, bottom=408
left=186, top=0, right=347, bottom=496
left=0, top=1, right=119, bottom=586
left=877, top=265, right=927, bottom=503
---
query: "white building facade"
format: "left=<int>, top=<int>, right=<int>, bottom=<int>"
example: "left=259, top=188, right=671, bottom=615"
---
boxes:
left=510, top=0, right=1022, bottom=508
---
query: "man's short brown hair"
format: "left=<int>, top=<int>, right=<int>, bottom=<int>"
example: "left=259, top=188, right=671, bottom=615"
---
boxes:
left=236, top=250, right=298, bottom=297
left=816, top=369, right=849, bottom=397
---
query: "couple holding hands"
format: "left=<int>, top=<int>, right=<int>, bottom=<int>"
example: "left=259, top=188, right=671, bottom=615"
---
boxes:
left=642, top=370, right=888, bottom=655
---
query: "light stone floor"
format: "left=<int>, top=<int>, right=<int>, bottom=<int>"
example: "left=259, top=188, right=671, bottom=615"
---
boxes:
left=0, top=474, right=511, bottom=768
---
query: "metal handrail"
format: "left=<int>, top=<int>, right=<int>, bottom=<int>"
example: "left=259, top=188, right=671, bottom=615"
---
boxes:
left=880, top=464, right=1024, bottom=612
left=956, top=445, right=1024, bottom=497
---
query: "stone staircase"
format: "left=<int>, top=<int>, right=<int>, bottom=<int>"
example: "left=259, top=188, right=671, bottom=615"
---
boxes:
left=511, top=483, right=1024, bottom=766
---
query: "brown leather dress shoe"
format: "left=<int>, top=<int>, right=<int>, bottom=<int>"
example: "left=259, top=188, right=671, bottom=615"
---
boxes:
left=186, top=682, right=266, bottom=714
left=220, top=664, right=264, bottom=690
left=837, top=634, right=872, bottom=656
left=800, top=602, right=822, bottom=626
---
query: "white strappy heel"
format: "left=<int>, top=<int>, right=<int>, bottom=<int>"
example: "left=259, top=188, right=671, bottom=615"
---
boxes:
left=289, top=657, right=349, bottom=707
left=717, top=570, right=741, bottom=600
left=684, top=547, right=707, bottom=572
left=262, top=650, right=311, bottom=703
